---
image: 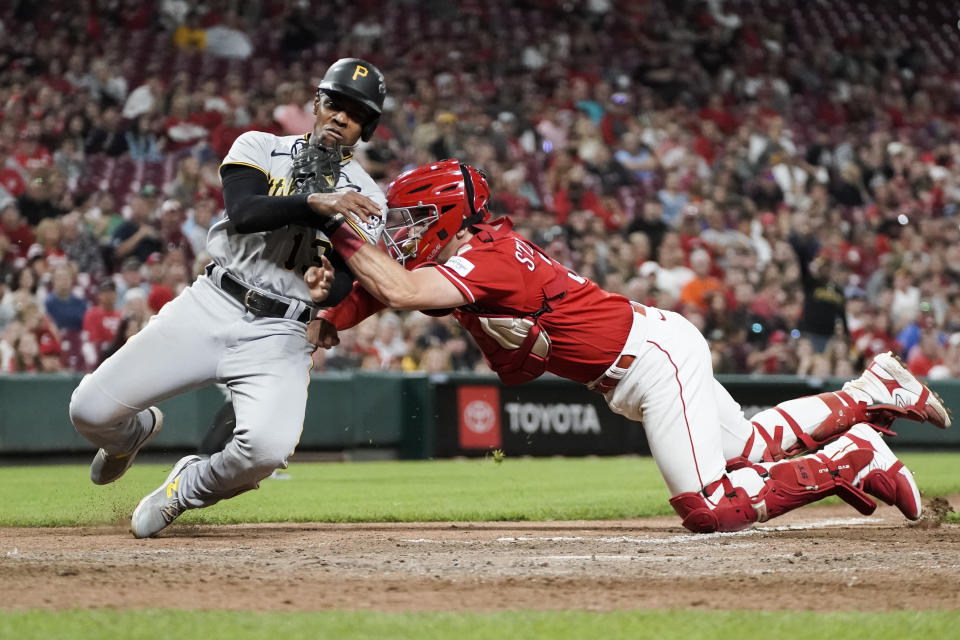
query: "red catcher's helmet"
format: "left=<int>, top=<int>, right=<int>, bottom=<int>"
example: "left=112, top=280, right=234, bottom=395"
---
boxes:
left=383, top=159, right=490, bottom=269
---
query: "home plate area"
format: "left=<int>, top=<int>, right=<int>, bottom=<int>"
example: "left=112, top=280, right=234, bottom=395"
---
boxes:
left=2, top=501, right=959, bottom=612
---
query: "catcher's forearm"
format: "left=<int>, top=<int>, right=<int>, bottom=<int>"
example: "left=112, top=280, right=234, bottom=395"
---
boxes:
left=221, top=164, right=319, bottom=233
left=327, top=226, right=419, bottom=307
left=321, top=283, right=386, bottom=330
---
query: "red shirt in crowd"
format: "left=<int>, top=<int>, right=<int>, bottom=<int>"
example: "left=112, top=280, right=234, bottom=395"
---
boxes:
left=13, top=144, right=54, bottom=172
left=148, top=284, right=175, bottom=313
left=82, top=305, right=122, bottom=349
left=0, top=168, right=26, bottom=197
left=0, top=222, right=35, bottom=260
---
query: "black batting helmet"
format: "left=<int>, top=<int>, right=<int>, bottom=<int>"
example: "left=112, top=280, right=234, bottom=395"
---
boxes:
left=317, top=58, right=386, bottom=142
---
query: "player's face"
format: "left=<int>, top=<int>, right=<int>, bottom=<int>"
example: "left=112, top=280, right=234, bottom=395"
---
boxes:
left=313, top=93, right=367, bottom=147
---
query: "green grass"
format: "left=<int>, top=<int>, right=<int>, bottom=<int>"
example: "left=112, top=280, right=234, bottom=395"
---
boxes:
left=0, top=453, right=957, bottom=528
left=3, top=455, right=959, bottom=633
left=1, top=610, right=959, bottom=640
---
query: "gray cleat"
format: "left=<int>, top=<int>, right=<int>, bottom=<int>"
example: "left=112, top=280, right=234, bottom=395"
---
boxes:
left=90, top=407, right=164, bottom=485
left=130, top=454, right=202, bottom=539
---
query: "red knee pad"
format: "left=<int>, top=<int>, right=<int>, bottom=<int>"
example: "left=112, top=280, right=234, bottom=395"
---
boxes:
left=670, top=481, right=758, bottom=534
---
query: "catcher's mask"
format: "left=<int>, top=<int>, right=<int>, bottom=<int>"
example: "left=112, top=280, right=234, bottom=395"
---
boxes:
left=383, top=159, right=490, bottom=269
left=317, top=57, right=386, bottom=142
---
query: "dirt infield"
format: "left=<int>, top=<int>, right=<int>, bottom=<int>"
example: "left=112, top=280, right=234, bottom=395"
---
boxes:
left=2, top=499, right=959, bottom=612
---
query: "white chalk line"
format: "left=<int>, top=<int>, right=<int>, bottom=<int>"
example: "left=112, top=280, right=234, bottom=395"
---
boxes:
left=400, top=517, right=879, bottom=545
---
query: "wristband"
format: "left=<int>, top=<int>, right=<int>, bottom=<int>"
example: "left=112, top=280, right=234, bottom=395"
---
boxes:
left=330, top=220, right=366, bottom=259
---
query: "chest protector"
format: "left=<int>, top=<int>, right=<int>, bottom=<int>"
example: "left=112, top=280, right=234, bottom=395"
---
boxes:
left=454, top=221, right=568, bottom=385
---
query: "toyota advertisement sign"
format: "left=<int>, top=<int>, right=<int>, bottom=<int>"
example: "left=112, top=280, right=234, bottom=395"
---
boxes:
left=436, top=379, right=649, bottom=457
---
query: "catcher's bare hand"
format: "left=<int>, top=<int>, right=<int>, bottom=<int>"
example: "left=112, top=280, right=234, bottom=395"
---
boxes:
left=307, top=191, right=380, bottom=223
left=304, top=255, right=335, bottom=302
left=306, top=317, right=340, bottom=349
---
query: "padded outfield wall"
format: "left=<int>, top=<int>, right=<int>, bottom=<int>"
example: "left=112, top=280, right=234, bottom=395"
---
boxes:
left=0, top=372, right=957, bottom=457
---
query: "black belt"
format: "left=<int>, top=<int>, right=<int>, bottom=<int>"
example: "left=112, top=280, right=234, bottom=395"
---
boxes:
left=206, top=264, right=314, bottom=323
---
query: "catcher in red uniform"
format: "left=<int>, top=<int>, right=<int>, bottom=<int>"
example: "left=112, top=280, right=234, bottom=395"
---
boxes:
left=306, top=159, right=950, bottom=533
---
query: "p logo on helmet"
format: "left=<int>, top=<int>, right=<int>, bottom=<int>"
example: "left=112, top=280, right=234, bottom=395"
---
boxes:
left=317, top=58, right=386, bottom=142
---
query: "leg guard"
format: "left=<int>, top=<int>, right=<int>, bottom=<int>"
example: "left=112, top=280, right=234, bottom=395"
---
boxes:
left=743, top=391, right=903, bottom=462
left=671, top=448, right=878, bottom=534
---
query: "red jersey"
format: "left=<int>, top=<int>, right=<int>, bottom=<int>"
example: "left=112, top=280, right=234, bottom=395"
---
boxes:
left=83, top=306, right=122, bottom=347
left=430, top=220, right=632, bottom=383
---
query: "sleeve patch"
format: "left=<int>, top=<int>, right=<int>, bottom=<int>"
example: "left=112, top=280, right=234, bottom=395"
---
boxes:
left=444, top=255, right=475, bottom=277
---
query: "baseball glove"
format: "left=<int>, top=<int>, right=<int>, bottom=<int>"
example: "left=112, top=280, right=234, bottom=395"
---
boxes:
left=291, top=140, right=342, bottom=195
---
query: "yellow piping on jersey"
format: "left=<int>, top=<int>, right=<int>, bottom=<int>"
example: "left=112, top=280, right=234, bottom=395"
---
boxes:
left=343, top=216, right=372, bottom=242
left=219, top=161, right=268, bottom=179
left=290, top=338, right=315, bottom=458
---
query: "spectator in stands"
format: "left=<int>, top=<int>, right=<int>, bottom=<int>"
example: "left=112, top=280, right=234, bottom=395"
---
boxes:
left=82, top=279, right=122, bottom=367
left=53, top=138, right=85, bottom=191
left=906, top=328, right=946, bottom=377
left=182, top=188, right=219, bottom=256
left=273, top=83, right=315, bottom=136
left=162, top=95, right=210, bottom=152
left=0, top=231, right=15, bottom=279
left=165, top=156, right=202, bottom=203
left=85, top=192, right=124, bottom=243
left=156, top=199, right=194, bottom=265
left=122, top=74, right=165, bottom=120
left=418, top=345, right=452, bottom=373
left=10, top=330, right=41, bottom=373
left=84, top=106, right=128, bottom=157
left=746, top=329, right=797, bottom=375
left=2, top=0, right=960, bottom=377
left=17, top=171, right=67, bottom=226
left=652, top=231, right=695, bottom=304
left=210, top=104, right=248, bottom=160
left=63, top=114, right=92, bottom=158
left=658, top=171, right=689, bottom=225
left=45, top=264, right=87, bottom=333
left=614, top=131, right=657, bottom=185
left=125, top=115, right=165, bottom=161
left=173, top=11, right=206, bottom=52
left=60, top=211, right=106, bottom=282
left=0, top=271, right=15, bottom=331
left=371, top=312, right=409, bottom=369
left=278, top=0, right=331, bottom=62
left=322, top=328, right=365, bottom=371
left=113, top=256, right=150, bottom=306
left=111, top=187, right=163, bottom=264
left=204, top=11, right=254, bottom=59
left=679, top=248, right=725, bottom=313
left=30, top=217, right=67, bottom=265
left=890, top=267, right=922, bottom=331
left=15, top=299, right=60, bottom=360
left=12, top=130, right=53, bottom=173
left=98, top=312, right=144, bottom=365
left=145, top=252, right=174, bottom=313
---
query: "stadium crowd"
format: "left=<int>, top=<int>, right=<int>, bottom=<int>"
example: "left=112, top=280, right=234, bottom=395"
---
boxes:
left=2, top=0, right=960, bottom=380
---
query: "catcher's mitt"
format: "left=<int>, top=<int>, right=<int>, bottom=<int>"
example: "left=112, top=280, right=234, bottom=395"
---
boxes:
left=291, top=140, right=342, bottom=195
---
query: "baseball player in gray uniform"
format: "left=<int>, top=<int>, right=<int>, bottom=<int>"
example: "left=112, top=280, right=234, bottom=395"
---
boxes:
left=69, top=58, right=388, bottom=538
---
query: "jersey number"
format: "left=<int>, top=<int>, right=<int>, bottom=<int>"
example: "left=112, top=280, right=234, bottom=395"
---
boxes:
left=284, top=232, right=332, bottom=274
left=515, top=239, right=586, bottom=284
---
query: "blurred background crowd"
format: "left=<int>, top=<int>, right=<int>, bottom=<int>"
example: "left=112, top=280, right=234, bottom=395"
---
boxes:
left=2, top=0, right=960, bottom=380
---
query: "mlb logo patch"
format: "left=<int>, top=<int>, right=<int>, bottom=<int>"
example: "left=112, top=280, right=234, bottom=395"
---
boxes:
left=445, top=256, right=475, bottom=277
